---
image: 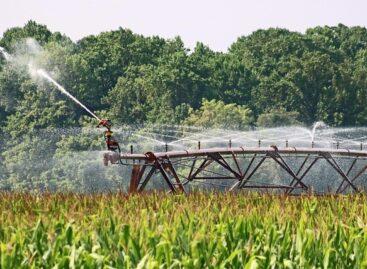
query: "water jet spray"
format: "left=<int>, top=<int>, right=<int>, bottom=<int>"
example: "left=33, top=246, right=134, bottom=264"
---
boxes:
left=0, top=47, right=11, bottom=61
left=33, top=69, right=121, bottom=153
left=36, top=69, right=101, bottom=121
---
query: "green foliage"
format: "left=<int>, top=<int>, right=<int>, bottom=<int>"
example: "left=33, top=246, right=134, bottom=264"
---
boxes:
left=2, top=136, right=56, bottom=189
left=69, top=29, right=168, bottom=111
left=1, top=193, right=367, bottom=267
left=3, top=80, right=74, bottom=138
left=2, top=21, right=367, bottom=129
left=0, top=66, right=26, bottom=113
left=0, top=20, right=52, bottom=49
left=230, top=26, right=367, bottom=125
left=257, top=108, right=301, bottom=128
left=184, top=99, right=254, bottom=129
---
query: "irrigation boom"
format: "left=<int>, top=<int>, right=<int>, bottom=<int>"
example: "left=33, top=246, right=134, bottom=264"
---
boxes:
left=103, top=145, right=367, bottom=195
left=33, top=65, right=367, bottom=195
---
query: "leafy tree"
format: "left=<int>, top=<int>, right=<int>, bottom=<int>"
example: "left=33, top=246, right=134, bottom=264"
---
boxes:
left=104, top=45, right=211, bottom=124
left=257, top=108, right=301, bottom=127
left=103, top=65, right=153, bottom=124
left=0, top=20, right=52, bottom=50
left=0, top=66, right=27, bottom=118
left=1, top=80, right=74, bottom=186
left=4, top=80, right=74, bottom=138
left=183, top=99, right=254, bottom=129
left=68, top=29, right=168, bottom=111
left=351, top=49, right=367, bottom=125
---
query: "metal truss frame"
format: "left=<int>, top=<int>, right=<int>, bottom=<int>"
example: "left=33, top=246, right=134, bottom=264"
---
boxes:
left=103, top=147, right=367, bottom=194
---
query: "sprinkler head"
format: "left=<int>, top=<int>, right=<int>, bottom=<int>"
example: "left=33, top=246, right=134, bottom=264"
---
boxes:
left=97, top=119, right=112, bottom=129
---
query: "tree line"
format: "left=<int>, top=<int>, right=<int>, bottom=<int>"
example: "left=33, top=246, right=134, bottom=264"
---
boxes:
left=1, top=21, right=367, bottom=131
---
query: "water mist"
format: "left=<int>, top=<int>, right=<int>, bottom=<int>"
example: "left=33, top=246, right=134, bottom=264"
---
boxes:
left=36, top=69, right=101, bottom=121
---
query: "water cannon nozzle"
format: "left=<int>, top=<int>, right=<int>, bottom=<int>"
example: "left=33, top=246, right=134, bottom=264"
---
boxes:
left=97, top=119, right=112, bottom=130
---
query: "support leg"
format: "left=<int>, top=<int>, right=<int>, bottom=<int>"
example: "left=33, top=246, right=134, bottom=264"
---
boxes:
left=336, top=158, right=358, bottom=193
left=129, top=165, right=144, bottom=193
left=340, top=163, right=367, bottom=193
left=164, top=159, right=186, bottom=193
left=138, top=166, right=156, bottom=192
left=234, top=156, right=267, bottom=190
left=321, top=153, right=359, bottom=193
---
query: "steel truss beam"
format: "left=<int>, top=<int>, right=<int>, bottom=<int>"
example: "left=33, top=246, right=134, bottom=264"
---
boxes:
left=102, top=147, right=367, bottom=194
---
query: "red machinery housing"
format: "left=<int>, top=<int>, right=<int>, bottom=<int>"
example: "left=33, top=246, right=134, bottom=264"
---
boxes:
left=97, top=119, right=120, bottom=152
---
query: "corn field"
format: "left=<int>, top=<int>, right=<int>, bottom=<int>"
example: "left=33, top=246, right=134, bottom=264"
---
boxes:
left=1, top=192, right=367, bottom=268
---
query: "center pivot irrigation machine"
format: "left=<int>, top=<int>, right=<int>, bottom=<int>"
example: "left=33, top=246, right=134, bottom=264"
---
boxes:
left=34, top=103, right=367, bottom=195
left=103, top=141, right=367, bottom=195
left=52, top=101, right=367, bottom=195
left=96, top=117, right=367, bottom=195
left=39, top=103, right=367, bottom=195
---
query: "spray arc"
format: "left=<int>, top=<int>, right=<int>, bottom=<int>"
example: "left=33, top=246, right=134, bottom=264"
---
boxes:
left=1, top=47, right=120, bottom=155
left=35, top=69, right=121, bottom=155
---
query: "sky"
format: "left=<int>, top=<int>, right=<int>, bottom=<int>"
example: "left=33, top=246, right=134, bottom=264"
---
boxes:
left=0, top=0, right=367, bottom=52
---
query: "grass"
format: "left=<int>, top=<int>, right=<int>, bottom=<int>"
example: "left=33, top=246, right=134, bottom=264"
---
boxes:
left=1, top=192, right=367, bottom=268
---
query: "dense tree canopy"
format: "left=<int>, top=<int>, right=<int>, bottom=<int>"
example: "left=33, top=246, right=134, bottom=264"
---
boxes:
left=0, top=21, right=366, bottom=129
left=184, top=99, right=253, bottom=129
